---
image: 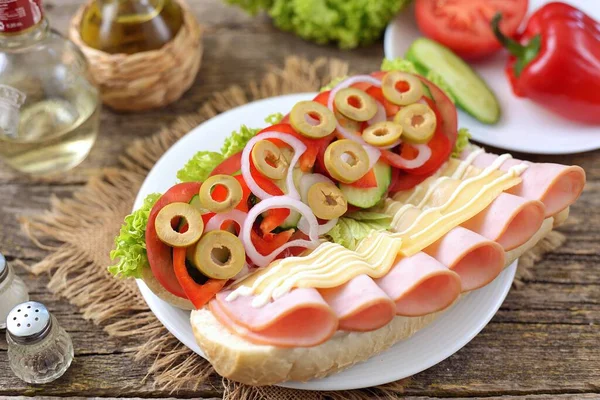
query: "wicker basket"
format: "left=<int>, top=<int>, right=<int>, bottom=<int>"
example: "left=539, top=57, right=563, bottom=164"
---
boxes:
left=69, top=0, right=203, bottom=112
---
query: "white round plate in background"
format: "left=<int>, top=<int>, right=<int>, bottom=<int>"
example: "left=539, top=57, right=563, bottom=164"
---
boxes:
left=384, top=0, right=600, bottom=154
left=134, top=94, right=517, bottom=391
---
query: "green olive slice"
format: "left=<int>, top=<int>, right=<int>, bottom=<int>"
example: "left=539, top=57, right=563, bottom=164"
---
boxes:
left=334, top=87, right=378, bottom=122
left=251, top=140, right=288, bottom=180
left=335, top=109, right=362, bottom=136
left=191, top=230, right=246, bottom=280
left=324, top=139, right=370, bottom=184
left=199, top=174, right=243, bottom=213
left=362, top=121, right=403, bottom=147
left=382, top=71, right=423, bottom=106
left=155, top=202, right=204, bottom=247
left=393, top=103, right=437, bottom=144
left=307, top=182, right=348, bottom=220
left=289, top=100, right=336, bottom=139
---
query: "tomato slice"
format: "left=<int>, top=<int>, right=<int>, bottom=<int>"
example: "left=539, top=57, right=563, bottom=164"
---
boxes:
left=313, top=90, right=330, bottom=106
left=389, top=170, right=432, bottom=193
left=251, top=228, right=295, bottom=256
left=348, top=168, right=378, bottom=188
left=210, top=152, right=242, bottom=176
left=418, top=76, right=457, bottom=147
left=172, top=246, right=226, bottom=309
left=146, top=182, right=201, bottom=299
left=415, top=0, right=528, bottom=60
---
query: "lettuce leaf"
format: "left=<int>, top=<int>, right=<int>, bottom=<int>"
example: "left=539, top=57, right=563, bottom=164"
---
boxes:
left=265, top=112, right=284, bottom=125
left=108, top=193, right=161, bottom=279
left=327, top=212, right=391, bottom=250
left=381, top=58, right=418, bottom=74
left=176, top=151, right=223, bottom=183
left=221, top=125, right=261, bottom=159
left=452, top=128, right=471, bottom=158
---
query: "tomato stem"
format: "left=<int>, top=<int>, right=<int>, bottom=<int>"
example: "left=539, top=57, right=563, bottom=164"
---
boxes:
left=491, top=13, right=541, bottom=77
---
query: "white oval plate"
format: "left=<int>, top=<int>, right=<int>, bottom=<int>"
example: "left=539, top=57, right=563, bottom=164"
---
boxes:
left=134, top=93, right=517, bottom=391
left=384, top=0, right=600, bottom=155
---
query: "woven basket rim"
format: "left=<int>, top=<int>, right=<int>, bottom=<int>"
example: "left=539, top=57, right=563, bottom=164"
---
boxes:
left=69, top=0, right=199, bottom=60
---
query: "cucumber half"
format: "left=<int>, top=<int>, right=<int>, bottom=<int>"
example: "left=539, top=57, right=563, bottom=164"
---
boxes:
left=406, top=37, right=501, bottom=124
left=340, top=161, right=392, bottom=209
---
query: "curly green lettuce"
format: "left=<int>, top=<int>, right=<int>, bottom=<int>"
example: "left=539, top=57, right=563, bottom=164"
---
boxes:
left=452, top=128, right=471, bottom=158
left=265, top=112, right=284, bottom=125
left=225, top=0, right=411, bottom=49
left=381, top=57, right=456, bottom=104
left=176, top=151, right=224, bottom=183
left=326, top=212, right=391, bottom=250
left=109, top=193, right=161, bottom=278
left=221, top=125, right=261, bottom=159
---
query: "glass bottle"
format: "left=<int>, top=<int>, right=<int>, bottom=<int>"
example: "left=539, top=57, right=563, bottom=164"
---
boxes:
left=6, top=301, right=74, bottom=384
left=0, top=253, right=30, bottom=330
left=80, top=0, right=184, bottom=54
left=0, top=0, right=100, bottom=175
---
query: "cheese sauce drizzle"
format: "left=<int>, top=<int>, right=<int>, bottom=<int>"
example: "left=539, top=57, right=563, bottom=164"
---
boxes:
left=227, top=150, right=528, bottom=307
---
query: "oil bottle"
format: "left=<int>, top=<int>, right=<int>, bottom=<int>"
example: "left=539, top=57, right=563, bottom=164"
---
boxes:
left=79, top=0, right=184, bottom=54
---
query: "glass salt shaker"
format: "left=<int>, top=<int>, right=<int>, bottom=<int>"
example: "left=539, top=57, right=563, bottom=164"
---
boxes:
left=0, top=253, right=30, bottom=329
left=6, top=301, right=74, bottom=384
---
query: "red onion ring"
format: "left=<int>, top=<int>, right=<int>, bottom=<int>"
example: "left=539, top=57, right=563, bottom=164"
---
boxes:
left=380, top=139, right=402, bottom=150
left=298, top=215, right=338, bottom=236
left=326, top=75, right=383, bottom=169
left=205, top=210, right=247, bottom=234
left=241, top=196, right=320, bottom=267
left=367, top=101, right=386, bottom=126
left=394, top=143, right=432, bottom=169
left=241, top=131, right=306, bottom=200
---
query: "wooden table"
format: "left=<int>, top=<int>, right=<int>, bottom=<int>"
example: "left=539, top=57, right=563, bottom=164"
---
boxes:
left=1, top=1, right=599, bottom=399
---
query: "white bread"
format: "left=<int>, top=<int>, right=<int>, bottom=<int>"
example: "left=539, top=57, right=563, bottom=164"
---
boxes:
left=141, top=265, right=194, bottom=310
left=190, top=216, right=556, bottom=386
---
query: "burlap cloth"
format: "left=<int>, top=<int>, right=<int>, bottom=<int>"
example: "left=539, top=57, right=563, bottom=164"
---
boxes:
left=20, top=57, right=565, bottom=399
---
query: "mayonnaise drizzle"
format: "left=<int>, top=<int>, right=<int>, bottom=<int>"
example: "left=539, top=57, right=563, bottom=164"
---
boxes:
left=227, top=149, right=528, bottom=307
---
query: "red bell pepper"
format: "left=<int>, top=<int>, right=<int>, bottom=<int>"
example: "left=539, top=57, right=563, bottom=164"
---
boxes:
left=173, top=246, right=226, bottom=309
left=492, top=3, right=600, bottom=124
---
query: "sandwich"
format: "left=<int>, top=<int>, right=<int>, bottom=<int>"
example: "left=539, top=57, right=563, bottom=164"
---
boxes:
left=110, top=70, right=586, bottom=385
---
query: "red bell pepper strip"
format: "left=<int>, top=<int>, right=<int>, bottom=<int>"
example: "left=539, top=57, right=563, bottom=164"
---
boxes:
left=172, top=246, right=226, bottom=309
left=492, top=4, right=600, bottom=124
left=146, top=182, right=201, bottom=299
left=347, top=168, right=378, bottom=188
left=251, top=228, right=295, bottom=256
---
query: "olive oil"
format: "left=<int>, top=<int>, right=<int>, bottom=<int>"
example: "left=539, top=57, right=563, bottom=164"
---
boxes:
left=80, top=0, right=184, bottom=54
left=0, top=0, right=100, bottom=175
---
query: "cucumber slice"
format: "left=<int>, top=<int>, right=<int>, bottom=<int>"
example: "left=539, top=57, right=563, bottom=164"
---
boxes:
left=406, top=37, right=500, bottom=124
left=340, top=161, right=391, bottom=209
left=280, top=210, right=301, bottom=229
left=188, top=194, right=205, bottom=212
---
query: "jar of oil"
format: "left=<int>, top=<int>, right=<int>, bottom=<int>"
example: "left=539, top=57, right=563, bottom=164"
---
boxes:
left=0, top=0, right=100, bottom=175
left=80, top=0, right=184, bottom=54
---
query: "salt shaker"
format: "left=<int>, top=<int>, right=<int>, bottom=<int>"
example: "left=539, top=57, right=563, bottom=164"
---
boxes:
left=6, top=301, right=74, bottom=384
left=0, top=253, right=29, bottom=329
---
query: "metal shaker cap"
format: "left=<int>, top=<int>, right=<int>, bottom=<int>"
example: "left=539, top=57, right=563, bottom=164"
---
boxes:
left=6, top=301, right=52, bottom=344
left=0, top=252, right=7, bottom=282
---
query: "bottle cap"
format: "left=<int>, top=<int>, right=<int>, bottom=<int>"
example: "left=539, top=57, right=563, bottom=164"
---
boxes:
left=0, top=252, right=6, bottom=282
left=6, top=301, right=52, bottom=344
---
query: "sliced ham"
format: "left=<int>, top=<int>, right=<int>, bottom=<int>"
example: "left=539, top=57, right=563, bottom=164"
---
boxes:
left=211, top=288, right=338, bottom=347
left=462, top=193, right=546, bottom=251
left=424, top=227, right=505, bottom=292
left=375, top=252, right=461, bottom=316
left=319, top=274, right=396, bottom=332
left=462, top=149, right=585, bottom=217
